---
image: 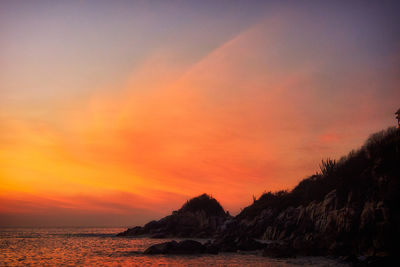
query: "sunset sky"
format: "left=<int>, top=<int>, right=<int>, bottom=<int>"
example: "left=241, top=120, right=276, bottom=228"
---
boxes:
left=1, top=0, right=400, bottom=227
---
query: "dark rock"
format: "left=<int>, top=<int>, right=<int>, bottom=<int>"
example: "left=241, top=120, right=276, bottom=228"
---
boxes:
left=211, top=234, right=265, bottom=252
left=212, top=234, right=238, bottom=252
left=150, top=233, right=167, bottom=238
left=144, top=241, right=178, bottom=254
left=176, top=240, right=205, bottom=254
left=236, top=236, right=266, bottom=251
left=117, top=226, right=143, bottom=236
left=262, top=242, right=296, bottom=258
left=203, top=240, right=219, bottom=254
left=143, top=240, right=207, bottom=255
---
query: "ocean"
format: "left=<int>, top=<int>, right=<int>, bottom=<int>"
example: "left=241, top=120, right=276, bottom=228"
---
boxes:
left=0, top=227, right=348, bottom=266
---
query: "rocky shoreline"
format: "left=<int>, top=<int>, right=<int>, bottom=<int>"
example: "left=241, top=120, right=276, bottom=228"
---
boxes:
left=118, top=127, right=399, bottom=266
left=137, top=238, right=392, bottom=266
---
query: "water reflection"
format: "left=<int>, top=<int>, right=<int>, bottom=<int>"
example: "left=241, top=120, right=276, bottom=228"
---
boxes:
left=0, top=228, right=348, bottom=266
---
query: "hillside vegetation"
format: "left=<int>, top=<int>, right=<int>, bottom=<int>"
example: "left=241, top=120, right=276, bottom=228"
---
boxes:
left=238, top=127, right=400, bottom=222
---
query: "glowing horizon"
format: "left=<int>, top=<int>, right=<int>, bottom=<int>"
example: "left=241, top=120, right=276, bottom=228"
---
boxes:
left=1, top=0, right=399, bottom=227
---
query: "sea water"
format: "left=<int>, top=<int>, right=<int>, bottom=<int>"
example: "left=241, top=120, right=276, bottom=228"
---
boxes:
left=0, top=228, right=348, bottom=266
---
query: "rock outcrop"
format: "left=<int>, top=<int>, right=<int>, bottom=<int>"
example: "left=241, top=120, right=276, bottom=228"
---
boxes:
left=135, top=127, right=399, bottom=261
left=118, top=194, right=231, bottom=238
left=214, top=127, right=400, bottom=259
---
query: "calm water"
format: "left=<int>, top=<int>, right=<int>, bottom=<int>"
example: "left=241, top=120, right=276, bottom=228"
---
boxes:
left=0, top=228, right=348, bottom=266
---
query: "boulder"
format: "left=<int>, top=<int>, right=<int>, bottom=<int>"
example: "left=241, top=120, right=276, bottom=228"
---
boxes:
left=236, top=236, right=266, bottom=251
left=203, top=240, right=219, bottom=254
left=117, top=226, right=143, bottom=236
left=144, top=241, right=178, bottom=254
left=211, top=234, right=265, bottom=252
left=212, top=234, right=238, bottom=252
left=262, top=242, right=296, bottom=258
left=143, top=240, right=207, bottom=255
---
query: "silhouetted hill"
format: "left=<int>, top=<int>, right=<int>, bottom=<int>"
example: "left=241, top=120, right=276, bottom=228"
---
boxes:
left=179, top=193, right=226, bottom=217
left=117, top=193, right=230, bottom=238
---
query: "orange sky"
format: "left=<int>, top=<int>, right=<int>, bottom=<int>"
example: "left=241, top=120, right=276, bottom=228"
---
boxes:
left=1, top=1, right=400, bottom=226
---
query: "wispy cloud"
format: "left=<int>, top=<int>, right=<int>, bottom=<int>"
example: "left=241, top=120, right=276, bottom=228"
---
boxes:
left=1, top=1, right=399, bottom=226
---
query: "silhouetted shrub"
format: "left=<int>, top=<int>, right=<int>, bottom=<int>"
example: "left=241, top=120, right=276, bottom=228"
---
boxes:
left=319, top=158, right=337, bottom=176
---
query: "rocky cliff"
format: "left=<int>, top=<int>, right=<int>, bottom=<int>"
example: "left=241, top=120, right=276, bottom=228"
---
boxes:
left=214, top=127, right=399, bottom=259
